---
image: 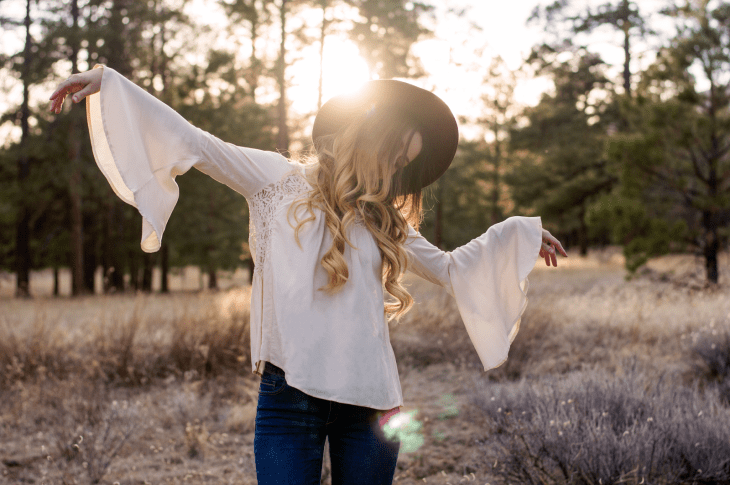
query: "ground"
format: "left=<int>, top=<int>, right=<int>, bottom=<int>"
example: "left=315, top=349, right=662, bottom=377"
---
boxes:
left=1, top=248, right=729, bottom=484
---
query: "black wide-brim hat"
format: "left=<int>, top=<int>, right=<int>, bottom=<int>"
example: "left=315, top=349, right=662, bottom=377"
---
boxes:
left=312, top=80, right=459, bottom=195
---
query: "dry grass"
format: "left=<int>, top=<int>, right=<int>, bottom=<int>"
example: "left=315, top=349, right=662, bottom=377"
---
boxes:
left=1, top=249, right=729, bottom=484
left=0, top=289, right=252, bottom=387
left=473, top=368, right=730, bottom=484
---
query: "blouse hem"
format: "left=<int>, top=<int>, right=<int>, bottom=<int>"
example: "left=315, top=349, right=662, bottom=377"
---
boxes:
left=258, top=359, right=403, bottom=411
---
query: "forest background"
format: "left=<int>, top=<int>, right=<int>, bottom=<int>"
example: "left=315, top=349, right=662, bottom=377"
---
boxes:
left=1, top=0, right=729, bottom=297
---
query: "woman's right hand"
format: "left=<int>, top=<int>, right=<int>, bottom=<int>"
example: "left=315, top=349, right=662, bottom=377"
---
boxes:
left=540, top=228, right=568, bottom=267
left=49, top=66, right=103, bottom=114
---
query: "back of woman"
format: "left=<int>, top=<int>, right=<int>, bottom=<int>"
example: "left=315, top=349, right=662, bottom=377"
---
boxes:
left=50, top=65, right=566, bottom=485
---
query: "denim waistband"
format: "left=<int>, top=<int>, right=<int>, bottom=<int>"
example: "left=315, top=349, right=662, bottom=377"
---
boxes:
left=263, top=361, right=285, bottom=377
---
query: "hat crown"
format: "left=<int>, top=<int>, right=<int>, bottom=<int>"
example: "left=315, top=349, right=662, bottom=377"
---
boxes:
left=313, top=80, right=458, bottom=195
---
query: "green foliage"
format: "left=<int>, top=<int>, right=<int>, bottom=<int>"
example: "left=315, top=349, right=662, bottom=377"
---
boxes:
left=601, top=1, right=730, bottom=282
left=587, top=193, right=687, bottom=273
left=346, top=0, right=433, bottom=78
left=167, top=48, right=276, bottom=273
left=421, top=139, right=503, bottom=250
left=507, top=47, right=618, bottom=254
left=1, top=0, right=440, bottom=294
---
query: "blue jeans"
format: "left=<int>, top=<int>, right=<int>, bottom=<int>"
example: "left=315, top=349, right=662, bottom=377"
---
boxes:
left=254, top=362, right=400, bottom=484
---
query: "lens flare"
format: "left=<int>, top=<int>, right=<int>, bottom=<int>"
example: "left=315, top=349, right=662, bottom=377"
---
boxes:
left=383, top=409, right=425, bottom=453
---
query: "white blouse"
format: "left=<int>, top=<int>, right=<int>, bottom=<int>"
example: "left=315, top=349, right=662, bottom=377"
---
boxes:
left=86, top=65, right=543, bottom=411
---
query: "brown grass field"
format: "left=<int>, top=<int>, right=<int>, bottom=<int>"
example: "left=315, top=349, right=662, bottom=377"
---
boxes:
left=1, top=248, right=730, bottom=484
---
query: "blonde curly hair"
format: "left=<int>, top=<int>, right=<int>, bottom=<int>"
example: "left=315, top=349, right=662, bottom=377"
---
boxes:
left=288, top=108, right=423, bottom=321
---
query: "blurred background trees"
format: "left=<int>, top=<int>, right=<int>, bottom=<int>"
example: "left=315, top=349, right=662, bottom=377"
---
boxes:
left=1, top=0, right=729, bottom=296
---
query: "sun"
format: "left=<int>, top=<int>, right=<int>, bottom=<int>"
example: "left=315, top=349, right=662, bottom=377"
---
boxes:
left=288, top=38, right=371, bottom=117
left=320, top=40, right=372, bottom=99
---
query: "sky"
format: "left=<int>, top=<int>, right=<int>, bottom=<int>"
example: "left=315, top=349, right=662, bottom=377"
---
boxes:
left=0, top=0, right=675, bottom=146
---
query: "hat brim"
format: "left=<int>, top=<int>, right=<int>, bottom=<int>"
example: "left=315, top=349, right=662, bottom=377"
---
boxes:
left=312, top=80, right=458, bottom=195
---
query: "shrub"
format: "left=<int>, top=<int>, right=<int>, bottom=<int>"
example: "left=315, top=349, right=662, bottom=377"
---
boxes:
left=472, top=368, right=730, bottom=484
left=0, top=291, right=251, bottom=389
left=53, top=380, right=137, bottom=484
left=691, top=322, right=730, bottom=402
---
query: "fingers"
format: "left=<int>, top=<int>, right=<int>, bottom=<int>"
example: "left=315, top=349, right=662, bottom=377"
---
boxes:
left=72, top=84, right=96, bottom=103
left=49, top=75, right=81, bottom=101
left=49, top=71, right=99, bottom=114
left=539, top=245, right=548, bottom=266
left=49, top=78, right=77, bottom=114
left=549, top=236, right=568, bottom=258
left=540, top=243, right=554, bottom=266
left=540, top=229, right=568, bottom=268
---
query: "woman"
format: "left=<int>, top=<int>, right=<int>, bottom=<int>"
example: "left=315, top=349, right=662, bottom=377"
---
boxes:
left=50, top=66, right=566, bottom=485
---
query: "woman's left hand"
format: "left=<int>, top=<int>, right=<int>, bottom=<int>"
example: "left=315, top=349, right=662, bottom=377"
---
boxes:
left=539, top=229, right=567, bottom=267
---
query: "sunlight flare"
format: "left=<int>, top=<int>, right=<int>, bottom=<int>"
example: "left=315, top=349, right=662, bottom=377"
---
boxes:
left=289, top=39, right=371, bottom=115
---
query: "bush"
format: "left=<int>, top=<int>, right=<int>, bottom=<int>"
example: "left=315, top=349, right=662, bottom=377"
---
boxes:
left=692, top=323, right=730, bottom=404
left=472, top=368, right=730, bottom=484
left=0, top=294, right=251, bottom=388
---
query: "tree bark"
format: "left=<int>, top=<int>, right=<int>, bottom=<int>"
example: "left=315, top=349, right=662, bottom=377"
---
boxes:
left=317, top=0, right=328, bottom=110
left=53, top=266, right=60, bottom=297
left=83, top=223, right=96, bottom=293
left=15, top=0, right=33, bottom=298
left=142, top=252, right=154, bottom=292
left=578, top=208, right=588, bottom=256
left=102, top=0, right=133, bottom=293
left=208, top=268, right=218, bottom=290
left=248, top=5, right=261, bottom=100
left=128, top=248, right=139, bottom=291
left=247, top=257, right=255, bottom=284
left=622, top=0, right=631, bottom=98
left=161, top=242, right=169, bottom=293
left=276, top=0, right=289, bottom=153
left=69, top=0, right=86, bottom=296
left=491, top=125, right=502, bottom=225
left=703, top=210, right=719, bottom=284
left=434, top=181, right=443, bottom=249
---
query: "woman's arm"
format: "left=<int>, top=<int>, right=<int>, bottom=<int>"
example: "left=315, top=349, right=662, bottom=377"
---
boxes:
left=406, top=221, right=566, bottom=291
left=50, top=65, right=291, bottom=252
left=405, top=217, right=565, bottom=371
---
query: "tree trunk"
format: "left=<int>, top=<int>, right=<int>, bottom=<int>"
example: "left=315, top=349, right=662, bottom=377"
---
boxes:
left=102, top=0, right=132, bottom=293
left=69, top=0, right=86, bottom=296
left=703, top=211, right=719, bottom=284
left=317, top=0, right=328, bottom=110
left=578, top=208, right=588, bottom=256
left=703, top=66, right=720, bottom=285
left=53, top=266, right=60, bottom=297
left=83, top=224, right=96, bottom=293
left=622, top=0, right=631, bottom=98
left=129, top=248, right=139, bottom=291
left=15, top=0, right=33, bottom=298
left=276, top=0, right=289, bottom=153
left=434, top=182, right=443, bottom=249
left=208, top=268, right=218, bottom=290
left=161, top=241, right=169, bottom=293
left=103, top=203, right=125, bottom=292
left=142, top=252, right=154, bottom=292
left=248, top=8, right=260, bottom=100
left=491, top=126, right=502, bottom=225
left=248, top=258, right=255, bottom=284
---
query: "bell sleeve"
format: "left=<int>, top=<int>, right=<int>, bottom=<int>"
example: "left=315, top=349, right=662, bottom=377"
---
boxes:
left=405, top=216, right=543, bottom=371
left=85, top=64, right=290, bottom=252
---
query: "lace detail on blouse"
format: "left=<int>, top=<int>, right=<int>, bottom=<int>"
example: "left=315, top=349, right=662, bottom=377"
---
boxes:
left=249, top=170, right=311, bottom=275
